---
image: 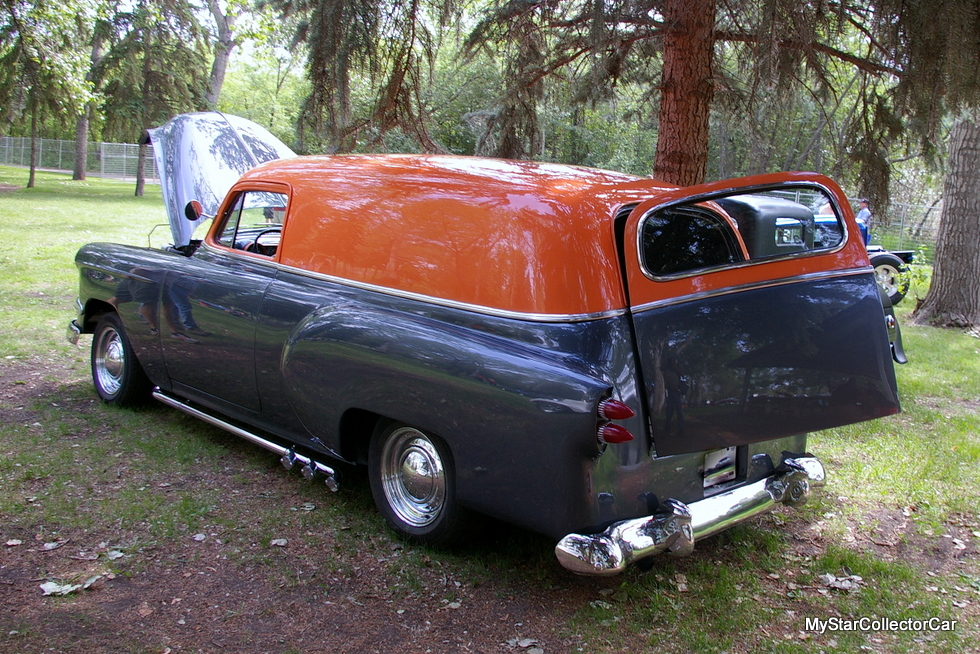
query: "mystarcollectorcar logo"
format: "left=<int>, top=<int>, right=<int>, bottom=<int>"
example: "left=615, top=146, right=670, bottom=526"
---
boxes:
left=805, top=616, right=958, bottom=634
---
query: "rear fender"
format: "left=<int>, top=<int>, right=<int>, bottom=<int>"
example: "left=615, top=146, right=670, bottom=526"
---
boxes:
left=280, top=301, right=619, bottom=536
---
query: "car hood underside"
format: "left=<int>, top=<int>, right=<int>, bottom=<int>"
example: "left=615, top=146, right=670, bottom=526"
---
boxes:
left=147, top=112, right=295, bottom=246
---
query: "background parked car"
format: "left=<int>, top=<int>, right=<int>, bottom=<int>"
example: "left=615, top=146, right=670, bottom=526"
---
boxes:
left=815, top=211, right=913, bottom=304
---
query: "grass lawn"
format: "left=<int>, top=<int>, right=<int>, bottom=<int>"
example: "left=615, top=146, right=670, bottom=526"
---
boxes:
left=0, top=165, right=976, bottom=654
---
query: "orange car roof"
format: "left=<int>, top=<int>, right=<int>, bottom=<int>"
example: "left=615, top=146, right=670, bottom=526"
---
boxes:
left=233, top=155, right=676, bottom=319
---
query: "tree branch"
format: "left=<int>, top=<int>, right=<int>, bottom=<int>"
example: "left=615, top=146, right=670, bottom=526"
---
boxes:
left=714, top=30, right=902, bottom=77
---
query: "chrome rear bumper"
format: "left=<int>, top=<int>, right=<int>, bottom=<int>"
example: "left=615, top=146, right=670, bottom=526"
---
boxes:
left=555, top=456, right=826, bottom=576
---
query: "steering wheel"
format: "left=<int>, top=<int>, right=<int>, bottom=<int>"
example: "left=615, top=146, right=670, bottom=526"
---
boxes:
left=246, top=228, right=282, bottom=255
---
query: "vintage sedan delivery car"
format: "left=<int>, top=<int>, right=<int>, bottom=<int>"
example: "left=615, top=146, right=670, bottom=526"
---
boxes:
left=70, top=113, right=903, bottom=575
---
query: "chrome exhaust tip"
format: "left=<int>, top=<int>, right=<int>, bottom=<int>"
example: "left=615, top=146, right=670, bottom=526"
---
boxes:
left=152, top=390, right=340, bottom=492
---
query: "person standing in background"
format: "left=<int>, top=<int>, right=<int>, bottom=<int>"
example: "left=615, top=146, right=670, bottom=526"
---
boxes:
left=855, top=198, right=872, bottom=245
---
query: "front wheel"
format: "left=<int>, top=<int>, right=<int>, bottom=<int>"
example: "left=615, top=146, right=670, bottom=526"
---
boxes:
left=91, top=313, right=152, bottom=406
left=368, top=421, right=471, bottom=546
left=871, top=253, right=910, bottom=305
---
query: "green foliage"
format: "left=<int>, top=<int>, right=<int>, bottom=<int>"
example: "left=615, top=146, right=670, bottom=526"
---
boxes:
left=263, top=0, right=443, bottom=153
left=542, top=97, right=659, bottom=175
left=96, top=0, right=210, bottom=141
left=0, top=0, right=93, bottom=136
left=426, top=51, right=501, bottom=155
left=218, top=45, right=309, bottom=148
left=3, top=0, right=969, bottom=218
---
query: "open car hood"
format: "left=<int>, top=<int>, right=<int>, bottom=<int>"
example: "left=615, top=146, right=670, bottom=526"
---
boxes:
left=147, top=112, right=296, bottom=246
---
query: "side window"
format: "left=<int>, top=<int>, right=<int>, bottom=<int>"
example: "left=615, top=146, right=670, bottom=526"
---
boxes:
left=639, top=186, right=845, bottom=278
left=216, top=191, right=288, bottom=257
left=217, top=194, right=245, bottom=247
left=641, top=205, right=743, bottom=277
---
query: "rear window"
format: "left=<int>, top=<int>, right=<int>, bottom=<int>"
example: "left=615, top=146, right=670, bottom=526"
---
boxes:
left=639, top=186, right=844, bottom=278
left=641, top=205, right=744, bottom=277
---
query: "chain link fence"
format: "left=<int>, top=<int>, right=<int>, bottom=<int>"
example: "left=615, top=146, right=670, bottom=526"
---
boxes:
left=873, top=202, right=941, bottom=264
left=0, top=136, right=158, bottom=181
left=1, top=135, right=941, bottom=262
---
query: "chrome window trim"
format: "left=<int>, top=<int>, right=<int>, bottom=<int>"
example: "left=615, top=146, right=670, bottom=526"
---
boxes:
left=199, top=242, right=627, bottom=323
left=635, top=180, right=850, bottom=282
left=275, top=262, right=629, bottom=323
left=630, top=267, right=873, bottom=314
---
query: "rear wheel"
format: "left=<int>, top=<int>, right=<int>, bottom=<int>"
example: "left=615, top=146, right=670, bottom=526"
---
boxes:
left=91, top=313, right=152, bottom=406
left=368, top=421, right=470, bottom=546
left=871, top=253, right=910, bottom=305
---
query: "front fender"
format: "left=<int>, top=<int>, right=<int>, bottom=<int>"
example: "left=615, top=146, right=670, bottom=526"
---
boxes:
left=74, top=243, right=177, bottom=389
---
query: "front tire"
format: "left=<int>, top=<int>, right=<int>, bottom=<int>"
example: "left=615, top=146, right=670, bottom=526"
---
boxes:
left=871, top=253, right=910, bottom=305
left=91, top=313, right=152, bottom=406
left=368, top=421, right=470, bottom=546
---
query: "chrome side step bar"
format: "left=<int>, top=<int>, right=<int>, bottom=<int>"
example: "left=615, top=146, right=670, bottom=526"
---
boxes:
left=152, top=389, right=339, bottom=492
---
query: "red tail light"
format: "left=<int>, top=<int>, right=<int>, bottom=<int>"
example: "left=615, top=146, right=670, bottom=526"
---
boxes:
left=597, top=422, right=634, bottom=444
left=598, top=398, right=635, bottom=420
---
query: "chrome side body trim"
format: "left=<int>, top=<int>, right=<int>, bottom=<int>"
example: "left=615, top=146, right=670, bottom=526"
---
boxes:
left=554, top=456, right=826, bottom=576
left=631, top=267, right=872, bottom=314
left=198, top=242, right=628, bottom=324
left=152, top=389, right=339, bottom=492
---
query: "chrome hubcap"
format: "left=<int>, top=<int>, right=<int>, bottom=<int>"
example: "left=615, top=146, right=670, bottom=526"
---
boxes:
left=95, top=327, right=124, bottom=396
left=380, top=427, right=446, bottom=527
left=875, top=264, right=901, bottom=296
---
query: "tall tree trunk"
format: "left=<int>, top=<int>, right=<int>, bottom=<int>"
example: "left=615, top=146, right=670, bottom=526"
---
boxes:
left=653, top=0, right=716, bottom=186
left=205, top=0, right=236, bottom=109
left=74, top=34, right=105, bottom=181
left=27, top=97, right=37, bottom=188
left=73, top=107, right=89, bottom=180
left=135, top=30, right=151, bottom=197
left=135, top=141, right=147, bottom=196
left=911, top=119, right=980, bottom=328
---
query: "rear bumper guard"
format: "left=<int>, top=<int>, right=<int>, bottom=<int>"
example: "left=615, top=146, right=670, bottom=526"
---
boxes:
left=67, top=320, right=82, bottom=345
left=555, top=456, right=826, bottom=576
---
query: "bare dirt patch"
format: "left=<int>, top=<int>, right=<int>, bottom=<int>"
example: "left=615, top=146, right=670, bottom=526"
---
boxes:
left=2, top=356, right=977, bottom=653
left=0, top=357, right=595, bottom=653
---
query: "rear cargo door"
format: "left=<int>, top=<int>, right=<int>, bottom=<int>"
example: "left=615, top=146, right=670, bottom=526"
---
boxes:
left=621, top=173, right=900, bottom=457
